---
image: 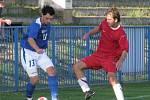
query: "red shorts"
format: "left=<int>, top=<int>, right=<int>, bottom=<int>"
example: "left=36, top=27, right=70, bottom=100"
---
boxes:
left=81, top=53, right=119, bottom=72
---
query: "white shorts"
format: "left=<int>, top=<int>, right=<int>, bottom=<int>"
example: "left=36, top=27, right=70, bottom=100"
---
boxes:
left=21, top=48, right=54, bottom=77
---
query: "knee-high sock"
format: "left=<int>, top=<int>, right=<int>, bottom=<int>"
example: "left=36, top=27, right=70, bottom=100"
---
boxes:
left=113, top=83, right=124, bottom=100
left=78, top=77, right=90, bottom=92
left=48, top=75, right=58, bottom=100
left=26, top=82, right=35, bottom=98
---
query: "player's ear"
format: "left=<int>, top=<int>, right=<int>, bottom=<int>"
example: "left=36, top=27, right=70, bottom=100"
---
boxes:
left=115, top=18, right=118, bottom=23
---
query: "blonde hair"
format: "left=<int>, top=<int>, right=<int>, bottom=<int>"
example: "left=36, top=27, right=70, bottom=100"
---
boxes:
left=106, top=6, right=120, bottom=22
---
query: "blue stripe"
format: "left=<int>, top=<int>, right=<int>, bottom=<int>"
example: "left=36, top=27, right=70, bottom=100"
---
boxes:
left=81, top=79, right=88, bottom=84
left=23, top=48, right=26, bottom=63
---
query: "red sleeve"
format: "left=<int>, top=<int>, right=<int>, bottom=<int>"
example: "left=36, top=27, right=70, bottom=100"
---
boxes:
left=99, top=19, right=107, bottom=31
left=119, top=31, right=129, bottom=52
left=99, top=22, right=102, bottom=31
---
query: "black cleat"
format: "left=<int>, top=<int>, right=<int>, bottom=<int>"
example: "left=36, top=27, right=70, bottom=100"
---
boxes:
left=85, top=90, right=95, bottom=100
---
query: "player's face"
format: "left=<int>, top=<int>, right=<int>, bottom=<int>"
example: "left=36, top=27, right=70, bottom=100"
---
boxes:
left=106, top=13, right=117, bottom=27
left=42, top=13, right=54, bottom=25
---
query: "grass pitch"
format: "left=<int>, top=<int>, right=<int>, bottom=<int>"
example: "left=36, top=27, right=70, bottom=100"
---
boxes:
left=0, top=82, right=150, bottom=100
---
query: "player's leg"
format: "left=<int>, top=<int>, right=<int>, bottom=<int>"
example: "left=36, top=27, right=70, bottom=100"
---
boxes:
left=102, top=59, right=125, bottom=100
left=47, top=67, right=58, bottom=100
left=21, top=48, right=39, bottom=100
left=38, top=53, right=58, bottom=100
left=108, top=72, right=124, bottom=100
left=73, top=61, right=95, bottom=100
left=73, top=53, right=103, bottom=100
left=26, top=76, right=39, bottom=100
left=73, top=61, right=90, bottom=92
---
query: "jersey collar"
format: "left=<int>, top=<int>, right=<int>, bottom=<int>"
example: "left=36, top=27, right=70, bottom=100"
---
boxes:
left=110, top=25, right=121, bottom=30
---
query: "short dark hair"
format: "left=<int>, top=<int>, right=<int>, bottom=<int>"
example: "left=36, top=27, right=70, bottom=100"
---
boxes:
left=42, top=5, right=55, bottom=16
left=106, top=6, right=120, bottom=22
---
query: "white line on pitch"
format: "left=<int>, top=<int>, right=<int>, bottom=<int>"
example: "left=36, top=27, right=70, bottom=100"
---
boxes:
left=110, top=95, right=150, bottom=100
left=125, top=95, right=150, bottom=100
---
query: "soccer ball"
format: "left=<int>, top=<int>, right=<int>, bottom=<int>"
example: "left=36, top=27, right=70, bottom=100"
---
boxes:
left=37, top=96, right=48, bottom=100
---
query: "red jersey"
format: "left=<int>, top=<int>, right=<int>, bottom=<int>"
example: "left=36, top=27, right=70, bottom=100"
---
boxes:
left=96, top=19, right=128, bottom=58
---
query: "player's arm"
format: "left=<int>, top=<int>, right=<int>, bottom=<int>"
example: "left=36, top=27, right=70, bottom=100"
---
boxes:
left=116, top=50, right=128, bottom=71
left=87, top=26, right=100, bottom=35
left=28, top=38, right=44, bottom=54
left=4, top=19, right=11, bottom=25
left=27, top=23, right=44, bottom=54
left=116, top=33, right=129, bottom=70
left=118, top=50, right=128, bottom=63
left=0, top=18, right=5, bottom=23
left=83, top=26, right=100, bottom=40
left=0, top=18, right=11, bottom=25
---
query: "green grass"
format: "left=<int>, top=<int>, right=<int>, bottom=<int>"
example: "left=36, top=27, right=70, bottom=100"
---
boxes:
left=0, top=82, right=150, bottom=100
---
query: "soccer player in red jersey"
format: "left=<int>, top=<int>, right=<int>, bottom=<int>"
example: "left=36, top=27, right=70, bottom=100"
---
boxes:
left=73, top=7, right=128, bottom=100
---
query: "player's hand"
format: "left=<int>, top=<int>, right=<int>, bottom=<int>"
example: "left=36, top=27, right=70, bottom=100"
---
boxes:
left=4, top=19, right=11, bottom=25
left=36, top=48, right=44, bottom=54
left=116, top=60, right=123, bottom=71
left=83, top=33, right=90, bottom=40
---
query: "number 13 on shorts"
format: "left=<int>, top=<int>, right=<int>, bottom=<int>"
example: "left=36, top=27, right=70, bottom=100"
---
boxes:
left=29, top=60, right=35, bottom=67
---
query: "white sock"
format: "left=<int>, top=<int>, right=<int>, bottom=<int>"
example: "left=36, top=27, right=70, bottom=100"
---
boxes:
left=52, top=94, right=58, bottom=100
left=113, top=83, right=124, bottom=100
left=78, top=77, right=90, bottom=92
left=27, top=97, right=33, bottom=100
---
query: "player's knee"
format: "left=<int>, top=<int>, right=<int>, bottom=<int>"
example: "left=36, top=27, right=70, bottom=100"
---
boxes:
left=47, top=67, right=56, bottom=76
left=73, top=62, right=86, bottom=71
left=108, top=76, right=118, bottom=85
left=108, top=73, right=117, bottom=85
left=30, top=76, right=39, bottom=85
left=73, top=63, right=80, bottom=71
